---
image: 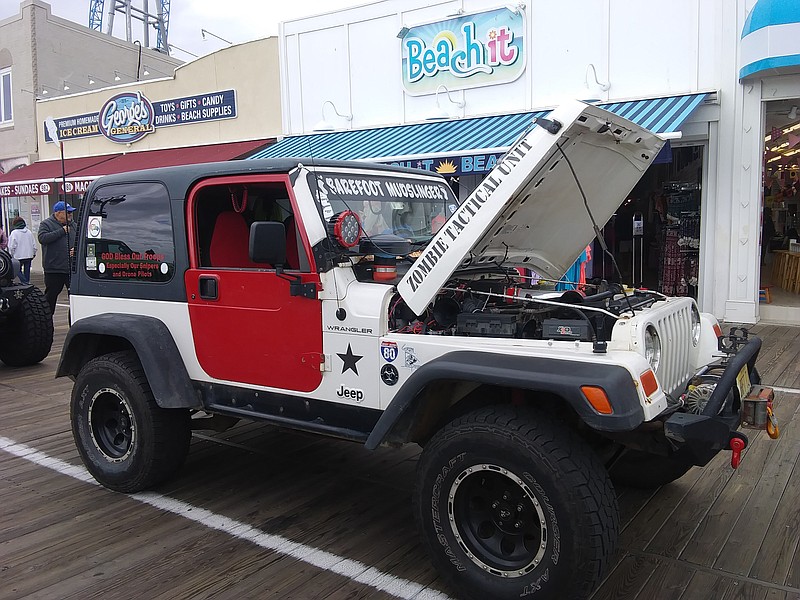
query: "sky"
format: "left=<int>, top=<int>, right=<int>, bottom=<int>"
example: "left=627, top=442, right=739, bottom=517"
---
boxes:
left=0, top=0, right=370, bottom=59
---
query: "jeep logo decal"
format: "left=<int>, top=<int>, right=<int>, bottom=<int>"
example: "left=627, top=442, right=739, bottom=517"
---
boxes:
left=336, top=385, right=364, bottom=402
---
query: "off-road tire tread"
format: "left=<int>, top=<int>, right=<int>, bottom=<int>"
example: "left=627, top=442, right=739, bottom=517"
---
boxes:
left=416, top=405, right=618, bottom=600
left=0, top=286, right=54, bottom=366
left=72, top=350, right=191, bottom=492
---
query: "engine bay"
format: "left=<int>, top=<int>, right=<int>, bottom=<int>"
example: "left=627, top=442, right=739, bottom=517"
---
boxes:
left=386, top=269, right=663, bottom=342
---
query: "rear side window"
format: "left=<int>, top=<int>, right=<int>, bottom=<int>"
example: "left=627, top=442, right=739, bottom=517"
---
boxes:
left=83, top=182, right=175, bottom=282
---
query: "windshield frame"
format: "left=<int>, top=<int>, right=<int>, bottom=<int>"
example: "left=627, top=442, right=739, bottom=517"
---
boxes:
left=302, top=167, right=459, bottom=251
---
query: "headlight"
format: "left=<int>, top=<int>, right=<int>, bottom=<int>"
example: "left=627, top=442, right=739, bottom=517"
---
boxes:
left=644, top=325, right=662, bottom=371
left=691, top=304, right=701, bottom=346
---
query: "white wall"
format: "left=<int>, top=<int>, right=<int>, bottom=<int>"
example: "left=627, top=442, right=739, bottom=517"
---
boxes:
left=280, top=0, right=725, bottom=135
left=279, top=0, right=781, bottom=324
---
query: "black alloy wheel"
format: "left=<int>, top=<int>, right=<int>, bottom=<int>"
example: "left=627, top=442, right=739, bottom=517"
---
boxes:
left=450, top=464, right=548, bottom=577
left=88, top=387, right=135, bottom=462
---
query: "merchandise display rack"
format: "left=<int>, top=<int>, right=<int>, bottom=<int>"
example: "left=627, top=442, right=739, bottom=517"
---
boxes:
left=659, top=182, right=700, bottom=298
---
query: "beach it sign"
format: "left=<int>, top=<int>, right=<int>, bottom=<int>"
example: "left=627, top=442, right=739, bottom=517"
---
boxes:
left=401, top=6, right=526, bottom=95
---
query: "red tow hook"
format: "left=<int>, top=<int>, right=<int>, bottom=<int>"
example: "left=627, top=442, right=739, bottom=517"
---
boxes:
left=729, top=437, right=746, bottom=469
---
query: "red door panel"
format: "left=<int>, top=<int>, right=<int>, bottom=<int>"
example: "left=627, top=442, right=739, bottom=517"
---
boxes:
left=186, top=268, right=323, bottom=392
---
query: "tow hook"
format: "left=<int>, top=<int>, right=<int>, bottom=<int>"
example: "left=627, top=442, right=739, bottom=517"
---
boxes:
left=729, top=433, right=748, bottom=469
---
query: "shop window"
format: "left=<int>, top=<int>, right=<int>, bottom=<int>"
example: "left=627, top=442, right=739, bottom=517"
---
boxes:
left=594, top=145, right=704, bottom=299
left=83, top=182, right=175, bottom=282
left=0, top=67, right=12, bottom=124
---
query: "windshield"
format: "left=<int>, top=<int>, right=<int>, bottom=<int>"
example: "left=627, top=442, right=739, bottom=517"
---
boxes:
left=304, top=169, right=458, bottom=246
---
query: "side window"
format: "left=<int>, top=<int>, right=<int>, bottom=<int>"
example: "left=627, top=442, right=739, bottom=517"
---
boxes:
left=0, top=67, right=12, bottom=124
left=84, top=182, right=175, bottom=282
left=194, top=181, right=308, bottom=271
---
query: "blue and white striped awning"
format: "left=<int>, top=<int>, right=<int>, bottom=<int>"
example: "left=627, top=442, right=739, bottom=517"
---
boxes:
left=249, top=93, right=708, bottom=162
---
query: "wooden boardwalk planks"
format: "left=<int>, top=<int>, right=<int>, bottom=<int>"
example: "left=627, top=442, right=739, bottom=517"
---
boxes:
left=2, top=286, right=800, bottom=599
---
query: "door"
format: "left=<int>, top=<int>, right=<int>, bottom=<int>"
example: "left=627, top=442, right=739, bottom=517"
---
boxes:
left=185, top=175, right=323, bottom=392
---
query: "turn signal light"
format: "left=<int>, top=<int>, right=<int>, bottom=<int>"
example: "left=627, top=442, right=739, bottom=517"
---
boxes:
left=640, top=370, right=658, bottom=397
left=581, top=386, right=613, bottom=414
left=713, top=322, right=723, bottom=339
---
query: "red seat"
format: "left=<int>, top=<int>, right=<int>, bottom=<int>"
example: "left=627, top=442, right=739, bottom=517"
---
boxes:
left=209, top=212, right=259, bottom=268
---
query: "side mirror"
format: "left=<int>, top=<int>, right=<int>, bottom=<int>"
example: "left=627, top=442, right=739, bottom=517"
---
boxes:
left=249, top=221, right=286, bottom=266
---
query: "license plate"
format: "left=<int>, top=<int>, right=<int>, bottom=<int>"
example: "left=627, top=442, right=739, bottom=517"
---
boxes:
left=736, top=366, right=752, bottom=400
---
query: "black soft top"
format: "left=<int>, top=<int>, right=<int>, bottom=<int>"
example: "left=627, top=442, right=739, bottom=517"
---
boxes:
left=87, top=157, right=439, bottom=200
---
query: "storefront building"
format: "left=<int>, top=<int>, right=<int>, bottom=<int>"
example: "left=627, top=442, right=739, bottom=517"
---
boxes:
left=252, top=0, right=799, bottom=325
left=0, top=37, right=282, bottom=273
left=737, top=0, right=800, bottom=323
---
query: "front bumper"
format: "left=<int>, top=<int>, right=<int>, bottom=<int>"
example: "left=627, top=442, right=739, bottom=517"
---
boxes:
left=662, top=333, right=763, bottom=467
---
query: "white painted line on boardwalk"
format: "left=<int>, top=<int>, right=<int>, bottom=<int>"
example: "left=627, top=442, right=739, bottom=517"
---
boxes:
left=0, top=435, right=451, bottom=600
left=770, top=385, right=800, bottom=395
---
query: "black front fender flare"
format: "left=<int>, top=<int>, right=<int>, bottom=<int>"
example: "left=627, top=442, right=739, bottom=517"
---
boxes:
left=57, top=313, right=199, bottom=409
left=365, top=351, right=645, bottom=450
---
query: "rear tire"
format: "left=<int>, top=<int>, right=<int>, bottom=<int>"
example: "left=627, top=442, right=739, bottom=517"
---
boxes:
left=413, top=406, right=618, bottom=600
left=0, top=286, right=54, bottom=366
left=71, top=350, right=191, bottom=492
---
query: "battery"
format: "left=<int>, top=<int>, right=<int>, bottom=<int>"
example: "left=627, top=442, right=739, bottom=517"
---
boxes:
left=456, top=313, right=517, bottom=338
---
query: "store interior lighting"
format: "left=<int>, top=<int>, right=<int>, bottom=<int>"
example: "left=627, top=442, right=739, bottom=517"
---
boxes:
left=313, top=100, right=352, bottom=131
left=764, top=121, right=800, bottom=142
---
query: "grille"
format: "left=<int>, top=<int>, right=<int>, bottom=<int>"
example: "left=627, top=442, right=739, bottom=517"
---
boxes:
left=653, top=304, right=693, bottom=397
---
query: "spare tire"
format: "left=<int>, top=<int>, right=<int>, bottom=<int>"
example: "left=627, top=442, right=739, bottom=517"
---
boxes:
left=0, top=250, right=12, bottom=281
left=0, top=286, right=54, bottom=367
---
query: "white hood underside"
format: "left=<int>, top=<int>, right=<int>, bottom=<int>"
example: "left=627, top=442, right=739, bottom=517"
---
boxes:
left=397, top=100, right=665, bottom=315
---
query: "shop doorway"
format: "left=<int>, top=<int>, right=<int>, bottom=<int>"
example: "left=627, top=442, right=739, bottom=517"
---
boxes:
left=760, top=98, right=800, bottom=317
left=594, top=144, right=705, bottom=298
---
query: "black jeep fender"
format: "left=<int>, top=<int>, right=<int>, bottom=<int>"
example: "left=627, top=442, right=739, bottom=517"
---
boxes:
left=365, top=351, right=645, bottom=450
left=57, top=314, right=199, bottom=409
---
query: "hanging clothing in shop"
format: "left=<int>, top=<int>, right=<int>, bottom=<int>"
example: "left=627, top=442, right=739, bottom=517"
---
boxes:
left=556, top=246, right=590, bottom=291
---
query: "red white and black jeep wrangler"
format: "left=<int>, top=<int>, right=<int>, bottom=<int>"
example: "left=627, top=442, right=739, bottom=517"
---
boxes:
left=59, top=101, right=773, bottom=600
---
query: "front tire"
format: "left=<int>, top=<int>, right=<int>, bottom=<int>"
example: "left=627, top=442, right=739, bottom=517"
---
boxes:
left=71, top=351, right=191, bottom=492
left=0, top=286, right=54, bottom=366
left=414, top=406, right=618, bottom=600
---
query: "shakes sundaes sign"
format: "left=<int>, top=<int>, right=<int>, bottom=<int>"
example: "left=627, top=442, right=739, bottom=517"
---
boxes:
left=44, top=89, right=237, bottom=145
left=401, top=7, right=526, bottom=95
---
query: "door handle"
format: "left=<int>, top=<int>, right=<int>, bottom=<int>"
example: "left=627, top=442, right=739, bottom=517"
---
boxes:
left=199, top=275, right=219, bottom=300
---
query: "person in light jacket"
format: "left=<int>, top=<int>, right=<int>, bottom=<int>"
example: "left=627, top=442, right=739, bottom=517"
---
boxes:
left=38, top=201, right=76, bottom=314
left=8, top=217, right=37, bottom=284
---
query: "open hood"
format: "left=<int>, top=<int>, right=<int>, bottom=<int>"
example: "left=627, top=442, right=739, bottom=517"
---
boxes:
left=397, top=100, right=665, bottom=315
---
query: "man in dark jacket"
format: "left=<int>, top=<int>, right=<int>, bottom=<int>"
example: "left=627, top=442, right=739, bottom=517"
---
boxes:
left=38, top=201, right=76, bottom=314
